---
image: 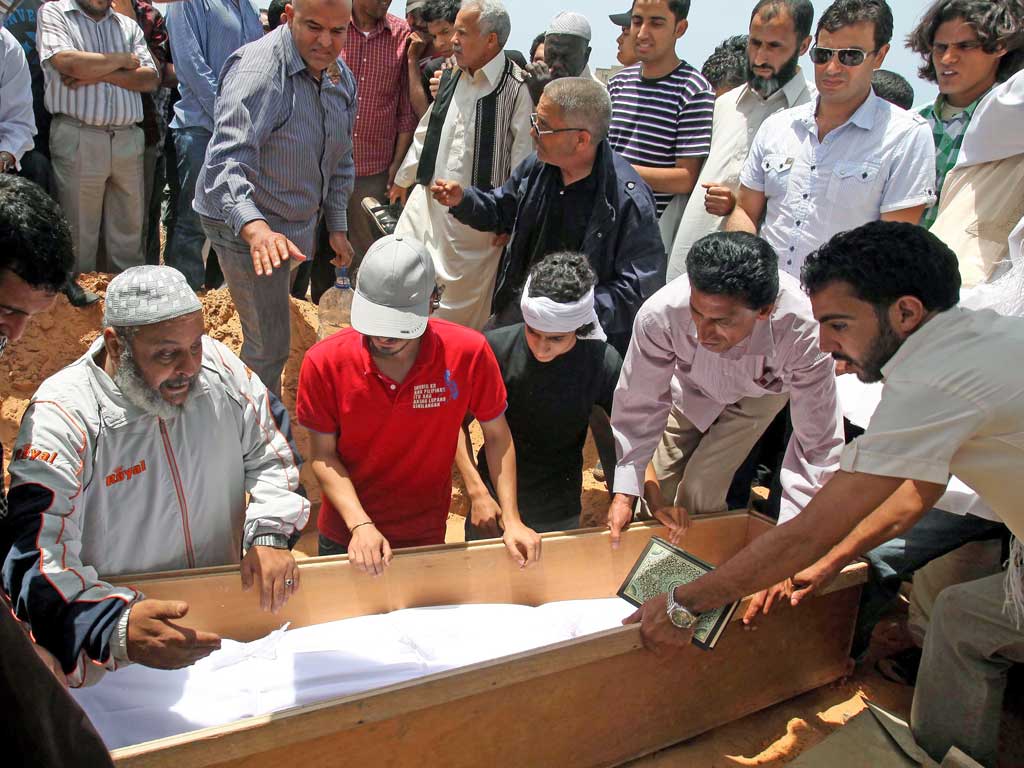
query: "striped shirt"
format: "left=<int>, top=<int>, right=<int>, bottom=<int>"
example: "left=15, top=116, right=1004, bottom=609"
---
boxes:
left=608, top=61, right=715, bottom=215
left=342, top=13, right=417, bottom=177
left=193, top=25, right=357, bottom=260
left=37, top=0, right=155, bottom=127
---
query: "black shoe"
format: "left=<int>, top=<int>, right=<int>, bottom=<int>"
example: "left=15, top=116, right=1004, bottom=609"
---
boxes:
left=65, top=280, right=100, bottom=307
left=876, top=646, right=922, bottom=686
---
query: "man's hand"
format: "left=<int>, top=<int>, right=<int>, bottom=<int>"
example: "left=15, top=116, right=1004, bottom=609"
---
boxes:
left=790, top=556, right=844, bottom=608
left=468, top=490, right=502, bottom=538
left=241, top=546, right=300, bottom=614
left=524, top=60, right=554, bottom=104
left=407, top=30, right=428, bottom=62
left=702, top=183, right=736, bottom=217
left=118, top=52, right=141, bottom=70
left=349, top=522, right=393, bottom=576
left=126, top=599, right=222, bottom=670
left=240, top=220, right=306, bottom=276
left=430, top=178, right=464, bottom=207
left=623, top=592, right=695, bottom=657
left=390, top=185, right=410, bottom=206
left=741, top=578, right=793, bottom=628
left=647, top=500, right=689, bottom=546
left=502, top=519, right=541, bottom=568
left=429, top=56, right=455, bottom=98
left=607, top=493, right=636, bottom=549
left=328, top=230, right=354, bottom=268
left=0, top=152, right=15, bottom=174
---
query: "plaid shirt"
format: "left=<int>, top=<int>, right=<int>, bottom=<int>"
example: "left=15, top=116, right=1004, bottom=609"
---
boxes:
left=919, top=93, right=985, bottom=229
left=341, top=14, right=417, bottom=177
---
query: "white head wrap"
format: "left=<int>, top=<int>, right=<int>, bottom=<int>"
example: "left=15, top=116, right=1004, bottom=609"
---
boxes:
left=103, top=265, right=203, bottom=328
left=546, top=11, right=592, bottom=42
left=520, top=275, right=606, bottom=341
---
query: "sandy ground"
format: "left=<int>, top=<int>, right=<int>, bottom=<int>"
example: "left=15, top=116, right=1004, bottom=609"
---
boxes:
left=1, top=274, right=1020, bottom=766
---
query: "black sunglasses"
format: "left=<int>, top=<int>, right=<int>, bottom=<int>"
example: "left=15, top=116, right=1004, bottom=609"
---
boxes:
left=809, top=45, right=875, bottom=67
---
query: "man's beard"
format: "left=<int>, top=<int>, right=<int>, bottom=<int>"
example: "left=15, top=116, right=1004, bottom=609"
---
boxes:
left=833, top=312, right=903, bottom=384
left=113, top=345, right=197, bottom=420
left=369, top=339, right=413, bottom=358
left=748, top=51, right=801, bottom=98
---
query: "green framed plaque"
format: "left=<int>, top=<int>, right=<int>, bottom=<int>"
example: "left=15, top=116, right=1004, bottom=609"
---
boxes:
left=617, top=537, right=739, bottom=650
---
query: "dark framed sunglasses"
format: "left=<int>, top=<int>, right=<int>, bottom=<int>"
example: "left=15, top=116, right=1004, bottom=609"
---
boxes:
left=809, top=45, right=875, bottom=67
left=529, top=113, right=586, bottom=136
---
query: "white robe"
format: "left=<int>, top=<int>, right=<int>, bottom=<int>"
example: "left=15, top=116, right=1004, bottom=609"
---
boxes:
left=394, top=52, right=533, bottom=330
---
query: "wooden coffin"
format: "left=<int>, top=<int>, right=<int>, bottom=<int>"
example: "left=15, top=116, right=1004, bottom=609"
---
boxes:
left=108, top=512, right=867, bottom=768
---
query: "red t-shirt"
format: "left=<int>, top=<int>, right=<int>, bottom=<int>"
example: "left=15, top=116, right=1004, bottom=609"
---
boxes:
left=296, top=319, right=507, bottom=548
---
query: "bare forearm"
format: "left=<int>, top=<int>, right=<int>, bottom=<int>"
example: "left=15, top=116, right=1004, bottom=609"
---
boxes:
left=482, top=426, right=522, bottom=526
left=391, top=131, right=414, bottom=175
left=50, top=51, right=128, bottom=80
left=102, top=67, right=159, bottom=93
left=455, top=425, right=489, bottom=498
left=407, top=59, right=429, bottom=120
left=725, top=205, right=758, bottom=234
left=310, top=455, right=372, bottom=529
left=631, top=164, right=700, bottom=195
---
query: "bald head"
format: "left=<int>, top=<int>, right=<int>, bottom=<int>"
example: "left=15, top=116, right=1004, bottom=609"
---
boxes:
left=286, top=0, right=351, bottom=73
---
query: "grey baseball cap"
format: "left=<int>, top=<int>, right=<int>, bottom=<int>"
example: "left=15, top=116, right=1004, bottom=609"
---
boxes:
left=609, top=10, right=632, bottom=28
left=103, top=265, right=202, bottom=328
left=351, top=235, right=436, bottom=339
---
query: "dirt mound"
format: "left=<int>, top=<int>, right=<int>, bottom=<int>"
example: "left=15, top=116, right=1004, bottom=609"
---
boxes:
left=0, top=274, right=613, bottom=533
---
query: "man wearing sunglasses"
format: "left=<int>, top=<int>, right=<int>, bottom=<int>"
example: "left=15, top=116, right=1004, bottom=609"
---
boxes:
left=429, top=76, right=665, bottom=356
left=727, top=0, right=937, bottom=278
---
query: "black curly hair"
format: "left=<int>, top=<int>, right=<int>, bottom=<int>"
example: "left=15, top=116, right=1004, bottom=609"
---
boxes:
left=801, top=221, right=961, bottom=312
left=686, top=232, right=780, bottom=310
left=527, top=251, right=598, bottom=337
left=0, top=175, right=73, bottom=294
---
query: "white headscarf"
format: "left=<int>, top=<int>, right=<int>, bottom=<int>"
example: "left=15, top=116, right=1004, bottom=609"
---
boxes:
left=520, top=275, right=606, bottom=341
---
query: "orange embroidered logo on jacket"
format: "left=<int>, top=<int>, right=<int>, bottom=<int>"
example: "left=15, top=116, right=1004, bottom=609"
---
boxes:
left=106, top=461, right=147, bottom=487
left=12, top=444, right=59, bottom=464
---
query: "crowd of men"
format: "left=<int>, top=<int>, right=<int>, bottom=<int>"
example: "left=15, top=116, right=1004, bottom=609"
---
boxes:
left=0, top=0, right=1023, bottom=765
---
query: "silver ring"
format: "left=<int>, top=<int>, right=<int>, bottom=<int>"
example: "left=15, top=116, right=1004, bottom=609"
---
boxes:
left=284, top=578, right=295, bottom=587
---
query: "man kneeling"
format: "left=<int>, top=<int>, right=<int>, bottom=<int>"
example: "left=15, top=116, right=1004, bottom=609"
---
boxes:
left=2, top=266, right=309, bottom=684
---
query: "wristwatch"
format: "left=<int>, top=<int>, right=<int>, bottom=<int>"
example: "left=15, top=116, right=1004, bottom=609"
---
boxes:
left=666, top=586, right=701, bottom=630
left=251, top=532, right=289, bottom=550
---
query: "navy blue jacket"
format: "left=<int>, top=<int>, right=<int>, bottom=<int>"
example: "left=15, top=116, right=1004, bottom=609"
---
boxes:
left=449, top=141, right=666, bottom=354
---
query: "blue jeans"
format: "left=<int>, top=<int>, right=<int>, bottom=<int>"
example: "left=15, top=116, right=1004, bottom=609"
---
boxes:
left=852, top=507, right=1007, bottom=659
left=165, top=127, right=212, bottom=290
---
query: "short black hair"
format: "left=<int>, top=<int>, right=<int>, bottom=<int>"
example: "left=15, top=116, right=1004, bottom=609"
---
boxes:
left=527, top=251, right=598, bottom=337
left=632, top=0, right=691, bottom=22
left=801, top=222, right=961, bottom=313
left=702, top=35, right=749, bottom=91
left=267, top=0, right=286, bottom=30
left=908, top=0, right=1024, bottom=84
left=0, top=175, right=73, bottom=294
left=530, top=31, right=546, bottom=61
left=422, top=0, right=460, bottom=25
left=872, top=69, right=915, bottom=108
left=751, top=0, right=816, bottom=40
left=686, top=232, right=780, bottom=310
left=817, top=0, right=894, bottom=50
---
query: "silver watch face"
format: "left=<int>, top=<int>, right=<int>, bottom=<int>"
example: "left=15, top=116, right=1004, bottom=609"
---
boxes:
left=669, top=607, right=698, bottom=629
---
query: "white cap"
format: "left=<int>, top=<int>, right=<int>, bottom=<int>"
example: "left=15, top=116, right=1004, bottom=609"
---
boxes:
left=406, top=0, right=427, bottom=13
left=103, top=265, right=202, bottom=328
left=546, top=11, right=592, bottom=42
left=351, top=235, right=436, bottom=339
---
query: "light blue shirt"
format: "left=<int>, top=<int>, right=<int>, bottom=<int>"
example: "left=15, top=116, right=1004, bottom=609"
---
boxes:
left=165, top=0, right=264, bottom=132
left=740, top=91, right=937, bottom=277
left=0, top=26, right=34, bottom=161
left=193, top=26, right=357, bottom=257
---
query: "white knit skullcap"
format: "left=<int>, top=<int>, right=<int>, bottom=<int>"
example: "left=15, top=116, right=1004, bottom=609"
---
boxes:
left=546, top=11, right=592, bottom=42
left=103, top=266, right=203, bottom=327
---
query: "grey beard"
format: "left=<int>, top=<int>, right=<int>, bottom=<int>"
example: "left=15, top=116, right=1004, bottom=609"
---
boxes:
left=113, top=346, right=195, bottom=421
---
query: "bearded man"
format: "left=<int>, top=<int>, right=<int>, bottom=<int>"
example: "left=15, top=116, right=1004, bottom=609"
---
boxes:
left=666, top=0, right=814, bottom=281
left=2, top=265, right=309, bottom=686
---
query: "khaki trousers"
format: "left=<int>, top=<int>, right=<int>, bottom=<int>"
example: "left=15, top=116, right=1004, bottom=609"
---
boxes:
left=49, top=116, right=145, bottom=274
left=653, top=393, right=790, bottom=514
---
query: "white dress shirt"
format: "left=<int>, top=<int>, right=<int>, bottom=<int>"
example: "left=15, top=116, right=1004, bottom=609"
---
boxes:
left=0, top=27, right=35, bottom=163
left=668, top=72, right=813, bottom=281
left=395, top=52, right=533, bottom=330
left=740, top=91, right=937, bottom=277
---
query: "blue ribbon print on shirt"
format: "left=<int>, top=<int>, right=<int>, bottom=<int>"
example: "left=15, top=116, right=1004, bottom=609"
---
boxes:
left=444, top=369, right=459, bottom=400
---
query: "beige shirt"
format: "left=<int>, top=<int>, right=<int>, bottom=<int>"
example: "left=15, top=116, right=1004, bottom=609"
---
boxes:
left=666, top=72, right=813, bottom=281
left=395, top=52, right=533, bottom=329
left=840, top=307, right=1024, bottom=540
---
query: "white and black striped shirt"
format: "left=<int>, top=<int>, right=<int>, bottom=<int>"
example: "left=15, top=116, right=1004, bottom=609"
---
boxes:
left=608, top=61, right=715, bottom=215
left=37, top=0, right=155, bottom=127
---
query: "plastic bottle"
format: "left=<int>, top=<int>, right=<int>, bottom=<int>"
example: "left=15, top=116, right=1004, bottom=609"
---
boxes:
left=317, top=267, right=353, bottom=340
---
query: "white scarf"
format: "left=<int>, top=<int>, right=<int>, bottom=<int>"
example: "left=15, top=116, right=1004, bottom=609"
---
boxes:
left=520, top=276, right=606, bottom=341
left=1006, top=538, right=1024, bottom=629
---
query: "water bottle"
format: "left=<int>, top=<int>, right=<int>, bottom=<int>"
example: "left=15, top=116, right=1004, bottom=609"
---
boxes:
left=317, top=267, right=353, bottom=340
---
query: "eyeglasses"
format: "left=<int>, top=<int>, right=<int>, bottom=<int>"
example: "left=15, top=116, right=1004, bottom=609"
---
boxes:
left=809, top=45, right=876, bottom=67
left=529, top=113, right=586, bottom=136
